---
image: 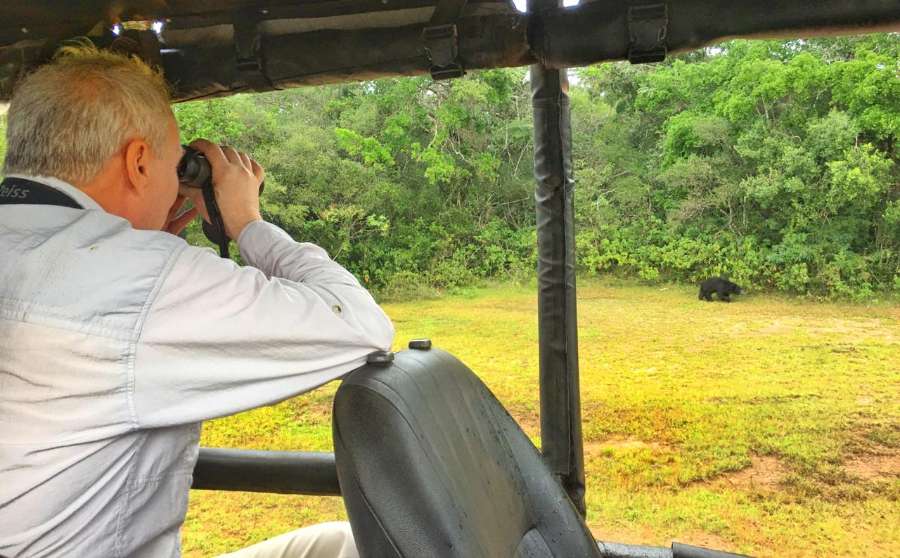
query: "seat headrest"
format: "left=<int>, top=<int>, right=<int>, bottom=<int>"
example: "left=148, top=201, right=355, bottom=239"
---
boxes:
left=333, top=348, right=601, bottom=558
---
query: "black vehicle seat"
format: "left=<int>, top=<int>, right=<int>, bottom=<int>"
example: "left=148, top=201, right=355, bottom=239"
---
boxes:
left=333, top=348, right=602, bottom=558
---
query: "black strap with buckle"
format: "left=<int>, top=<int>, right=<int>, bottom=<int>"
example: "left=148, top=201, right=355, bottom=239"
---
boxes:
left=234, top=8, right=271, bottom=90
left=628, top=3, right=669, bottom=64
left=0, top=177, right=83, bottom=209
left=423, top=0, right=468, bottom=80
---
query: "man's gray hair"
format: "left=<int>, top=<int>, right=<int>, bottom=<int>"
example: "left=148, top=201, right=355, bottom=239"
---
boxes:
left=3, top=43, right=171, bottom=185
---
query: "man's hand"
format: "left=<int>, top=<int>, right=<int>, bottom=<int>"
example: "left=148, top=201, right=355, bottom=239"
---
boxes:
left=164, top=194, right=198, bottom=236
left=188, top=139, right=265, bottom=240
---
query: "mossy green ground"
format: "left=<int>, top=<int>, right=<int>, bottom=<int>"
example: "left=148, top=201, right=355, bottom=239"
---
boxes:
left=182, top=280, right=899, bottom=557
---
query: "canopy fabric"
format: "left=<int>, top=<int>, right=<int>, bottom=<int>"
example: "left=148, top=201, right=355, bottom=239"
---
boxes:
left=1, top=0, right=898, bottom=101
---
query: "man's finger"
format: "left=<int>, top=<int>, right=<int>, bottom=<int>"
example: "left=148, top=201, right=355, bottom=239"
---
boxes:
left=238, top=151, right=252, bottom=169
left=221, top=145, right=242, bottom=166
left=189, top=139, right=228, bottom=168
left=182, top=188, right=210, bottom=222
left=164, top=195, right=193, bottom=232
left=166, top=207, right=199, bottom=236
left=166, top=194, right=188, bottom=221
left=250, top=159, right=265, bottom=182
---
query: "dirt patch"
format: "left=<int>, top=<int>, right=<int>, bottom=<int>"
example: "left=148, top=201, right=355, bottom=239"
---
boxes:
left=844, top=454, right=900, bottom=481
left=677, top=530, right=739, bottom=554
left=286, top=397, right=333, bottom=424
left=845, top=424, right=900, bottom=454
left=505, top=404, right=540, bottom=436
left=590, top=523, right=664, bottom=548
left=715, top=456, right=786, bottom=492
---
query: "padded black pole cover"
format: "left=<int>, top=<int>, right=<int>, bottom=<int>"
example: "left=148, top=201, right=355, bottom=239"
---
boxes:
left=530, top=0, right=587, bottom=515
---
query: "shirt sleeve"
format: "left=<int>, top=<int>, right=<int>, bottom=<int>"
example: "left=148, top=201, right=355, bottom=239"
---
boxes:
left=131, top=221, right=395, bottom=428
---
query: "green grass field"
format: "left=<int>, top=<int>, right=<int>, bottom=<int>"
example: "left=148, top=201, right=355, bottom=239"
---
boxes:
left=182, top=280, right=899, bottom=557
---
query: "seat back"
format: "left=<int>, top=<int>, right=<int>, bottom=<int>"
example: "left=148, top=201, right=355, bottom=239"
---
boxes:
left=333, top=348, right=601, bottom=558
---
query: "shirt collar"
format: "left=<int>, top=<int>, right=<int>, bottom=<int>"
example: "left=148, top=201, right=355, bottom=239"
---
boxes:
left=4, top=174, right=104, bottom=211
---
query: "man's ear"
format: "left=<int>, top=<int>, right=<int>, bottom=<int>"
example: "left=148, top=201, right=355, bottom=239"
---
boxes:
left=123, top=138, right=152, bottom=194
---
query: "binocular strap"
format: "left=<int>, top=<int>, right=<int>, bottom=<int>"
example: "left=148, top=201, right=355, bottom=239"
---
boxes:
left=201, top=184, right=230, bottom=259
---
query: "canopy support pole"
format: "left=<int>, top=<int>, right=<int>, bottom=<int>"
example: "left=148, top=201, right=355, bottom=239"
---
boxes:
left=529, top=0, right=586, bottom=517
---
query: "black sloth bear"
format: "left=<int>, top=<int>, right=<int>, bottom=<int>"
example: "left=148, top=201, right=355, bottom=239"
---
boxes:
left=699, top=277, right=742, bottom=302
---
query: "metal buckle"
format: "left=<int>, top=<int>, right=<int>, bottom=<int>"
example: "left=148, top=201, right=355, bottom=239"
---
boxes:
left=628, top=3, right=668, bottom=64
left=423, top=23, right=465, bottom=80
left=234, top=11, right=270, bottom=88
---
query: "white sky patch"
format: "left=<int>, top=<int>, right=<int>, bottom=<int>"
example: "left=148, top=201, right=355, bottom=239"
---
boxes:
left=513, top=0, right=579, bottom=12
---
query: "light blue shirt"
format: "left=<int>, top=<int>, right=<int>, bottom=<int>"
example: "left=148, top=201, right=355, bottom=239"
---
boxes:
left=0, top=176, right=394, bottom=557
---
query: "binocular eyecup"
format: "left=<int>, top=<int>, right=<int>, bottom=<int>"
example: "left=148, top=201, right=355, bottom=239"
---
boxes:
left=177, top=146, right=213, bottom=190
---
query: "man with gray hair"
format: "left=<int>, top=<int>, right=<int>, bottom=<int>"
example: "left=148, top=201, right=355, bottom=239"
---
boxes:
left=0, top=45, right=393, bottom=557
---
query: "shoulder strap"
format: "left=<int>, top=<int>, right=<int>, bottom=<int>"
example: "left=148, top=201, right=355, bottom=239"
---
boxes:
left=0, top=177, right=83, bottom=209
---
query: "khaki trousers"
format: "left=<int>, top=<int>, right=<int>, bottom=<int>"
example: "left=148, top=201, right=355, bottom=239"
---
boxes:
left=217, top=521, right=359, bottom=558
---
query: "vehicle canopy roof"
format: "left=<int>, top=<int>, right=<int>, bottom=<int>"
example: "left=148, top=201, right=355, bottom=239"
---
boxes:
left=2, top=0, right=899, bottom=102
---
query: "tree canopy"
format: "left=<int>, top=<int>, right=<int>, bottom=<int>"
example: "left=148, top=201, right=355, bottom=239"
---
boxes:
left=573, top=35, right=899, bottom=298
left=1, top=34, right=896, bottom=299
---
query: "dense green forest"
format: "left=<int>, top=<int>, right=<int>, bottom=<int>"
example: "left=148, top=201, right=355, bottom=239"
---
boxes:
left=2, top=35, right=897, bottom=298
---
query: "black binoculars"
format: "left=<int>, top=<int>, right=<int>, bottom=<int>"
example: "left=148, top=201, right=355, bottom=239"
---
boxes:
left=176, top=146, right=214, bottom=190
left=176, top=145, right=264, bottom=258
left=177, top=145, right=265, bottom=193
